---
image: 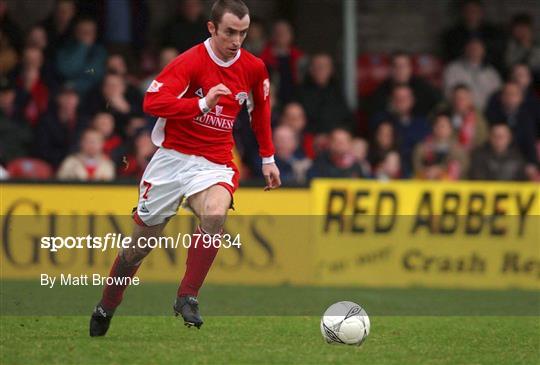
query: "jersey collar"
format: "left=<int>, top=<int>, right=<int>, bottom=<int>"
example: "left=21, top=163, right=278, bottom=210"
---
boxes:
left=204, top=38, right=241, bottom=67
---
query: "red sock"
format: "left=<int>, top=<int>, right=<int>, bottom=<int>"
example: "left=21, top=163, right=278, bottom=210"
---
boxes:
left=101, top=254, right=140, bottom=310
left=178, top=226, right=220, bottom=297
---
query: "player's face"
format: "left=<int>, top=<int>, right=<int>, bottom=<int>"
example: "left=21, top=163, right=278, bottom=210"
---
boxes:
left=209, top=12, right=249, bottom=59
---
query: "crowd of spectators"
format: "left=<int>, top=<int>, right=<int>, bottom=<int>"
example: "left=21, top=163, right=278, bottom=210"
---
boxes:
left=0, top=0, right=539, bottom=183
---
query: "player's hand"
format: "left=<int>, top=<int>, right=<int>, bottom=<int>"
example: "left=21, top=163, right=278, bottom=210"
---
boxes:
left=262, top=163, right=281, bottom=191
left=205, top=83, right=231, bottom=109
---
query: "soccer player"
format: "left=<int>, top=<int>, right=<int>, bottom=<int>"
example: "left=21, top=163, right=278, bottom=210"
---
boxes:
left=90, top=0, right=281, bottom=336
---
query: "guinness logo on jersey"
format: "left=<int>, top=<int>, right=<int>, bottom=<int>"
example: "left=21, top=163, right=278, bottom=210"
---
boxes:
left=193, top=111, right=235, bottom=132
left=235, top=91, right=248, bottom=105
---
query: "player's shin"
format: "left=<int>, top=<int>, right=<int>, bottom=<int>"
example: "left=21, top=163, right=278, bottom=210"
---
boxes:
left=100, top=249, right=143, bottom=310
left=178, top=225, right=222, bottom=297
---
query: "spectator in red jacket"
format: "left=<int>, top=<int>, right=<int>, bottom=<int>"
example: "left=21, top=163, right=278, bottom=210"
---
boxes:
left=15, top=46, right=49, bottom=126
left=260, top=20, right=306, bottom=105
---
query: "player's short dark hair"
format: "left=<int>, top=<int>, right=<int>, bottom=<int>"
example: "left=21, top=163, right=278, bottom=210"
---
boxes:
left=210, top=0, right=249, bottom=25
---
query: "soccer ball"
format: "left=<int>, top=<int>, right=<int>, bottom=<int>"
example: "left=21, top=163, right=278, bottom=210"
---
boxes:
left=320, top=301, right=370, bottom=346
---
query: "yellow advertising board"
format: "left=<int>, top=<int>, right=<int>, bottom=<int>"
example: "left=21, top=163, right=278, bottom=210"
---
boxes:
left=0, top=184, right=313, bottom=285
left=1, top=181, right=538, bottom=289
left=311, top=179, right=540, bottom=290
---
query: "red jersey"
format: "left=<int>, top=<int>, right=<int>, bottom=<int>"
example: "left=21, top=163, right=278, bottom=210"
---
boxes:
left=143, top=39, right=274, bottom=166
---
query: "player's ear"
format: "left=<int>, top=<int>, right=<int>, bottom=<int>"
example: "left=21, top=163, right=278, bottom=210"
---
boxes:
left=207, top=21, right=216, bottom=36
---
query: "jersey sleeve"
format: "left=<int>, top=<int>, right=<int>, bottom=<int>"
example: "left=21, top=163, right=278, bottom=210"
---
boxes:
left=142, top=56, right=201, bottom=119
left=250, top=61, right=275, bottom=159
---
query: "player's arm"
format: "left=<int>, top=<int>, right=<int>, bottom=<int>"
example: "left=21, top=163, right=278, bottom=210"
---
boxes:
left=251, top=63, right=281, bottom=190
left=143, top=58, right=202, bottom=119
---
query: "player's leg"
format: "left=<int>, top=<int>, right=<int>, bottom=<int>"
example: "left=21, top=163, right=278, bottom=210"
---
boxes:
left=90, top=222, right=166, bottom=337
left=174, top=184, right=232, bottom=328
left=90, top=148, right=184, bottom=337
left=102, top=222, right=167, bottom=309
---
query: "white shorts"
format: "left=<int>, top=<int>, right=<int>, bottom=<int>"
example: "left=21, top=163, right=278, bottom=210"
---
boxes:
left=134, top=147, right=236, bottom=226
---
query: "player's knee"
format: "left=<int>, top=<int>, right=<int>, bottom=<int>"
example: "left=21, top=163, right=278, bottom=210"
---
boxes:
left=202, top=200, right=227, bottom=219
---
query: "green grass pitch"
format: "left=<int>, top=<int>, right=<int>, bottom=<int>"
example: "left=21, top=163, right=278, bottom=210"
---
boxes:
left=1, top=281, right=539, bottom=365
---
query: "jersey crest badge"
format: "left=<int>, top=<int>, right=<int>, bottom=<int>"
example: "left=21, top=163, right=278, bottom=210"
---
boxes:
left=215, top=105, right=223, bottom=116
left=235, top=91, right=248, bottom=105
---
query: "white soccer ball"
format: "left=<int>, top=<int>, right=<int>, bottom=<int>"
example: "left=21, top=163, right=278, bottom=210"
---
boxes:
left=320, top=301, right=370, bottom=346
